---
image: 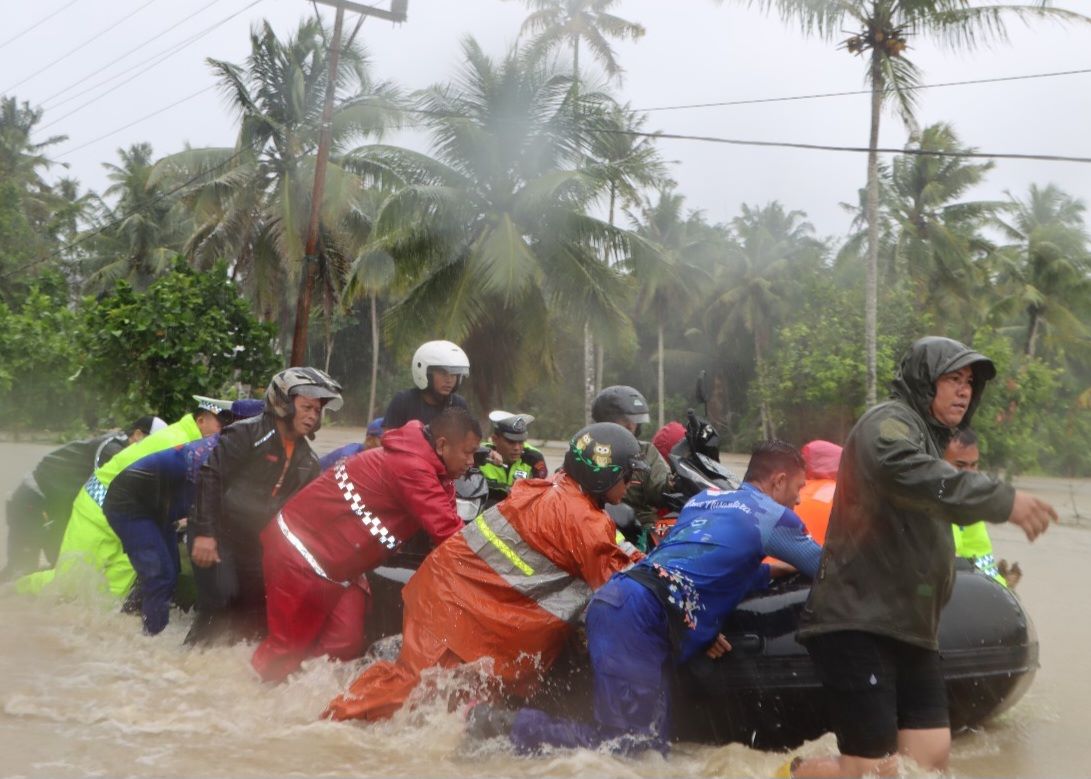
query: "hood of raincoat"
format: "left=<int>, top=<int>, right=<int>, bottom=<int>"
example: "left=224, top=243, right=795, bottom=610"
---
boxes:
left=801, top=440, right=842, bottom=480
left=379, top=419, right=445, bottom=478
left=889, top=336, right=996, bottom=433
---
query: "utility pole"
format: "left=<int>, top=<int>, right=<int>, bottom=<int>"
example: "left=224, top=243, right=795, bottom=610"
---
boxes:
left=289, top=0, right=408, bottom=367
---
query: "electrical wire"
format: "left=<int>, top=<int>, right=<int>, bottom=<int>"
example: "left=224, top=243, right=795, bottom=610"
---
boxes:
left=0, top=0, right=86, bottom=51
left=38, top=0, right=266, bottom=131
left=40, top=0, right=227, bottom=108
left=633, top=67, right=1091, bottom=113
left=54, top=85, right=218, bottom=159
left=2, top=0, right=164, bottom=93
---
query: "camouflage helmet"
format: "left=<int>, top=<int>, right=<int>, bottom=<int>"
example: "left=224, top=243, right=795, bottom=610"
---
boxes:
left=265, top=367, right=343, bottom=432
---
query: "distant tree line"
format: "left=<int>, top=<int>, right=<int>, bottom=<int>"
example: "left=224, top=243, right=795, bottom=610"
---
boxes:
left=1, top=2, right=1089, bottom=476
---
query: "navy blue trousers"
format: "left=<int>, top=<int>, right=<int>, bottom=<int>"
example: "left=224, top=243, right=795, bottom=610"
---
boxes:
left=107, top=514, right=179, bottom=635
left=510, top=575, right=672, bottom=755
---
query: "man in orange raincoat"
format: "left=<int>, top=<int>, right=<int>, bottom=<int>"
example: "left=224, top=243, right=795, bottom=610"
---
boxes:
left=324, top=422, right=646, bottom=722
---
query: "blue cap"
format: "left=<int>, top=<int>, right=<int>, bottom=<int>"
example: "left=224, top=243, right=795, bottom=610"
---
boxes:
left=366, top=417, right=384, bottom=437
left=230, top=399, right=265, bottom=420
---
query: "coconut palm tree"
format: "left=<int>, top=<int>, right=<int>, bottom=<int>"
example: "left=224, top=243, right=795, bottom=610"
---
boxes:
left=344, top=37, right=631, bottom=413
left=710, top=202, right=823, bottom=439
left=153, top=19, right=401, bottom=337
left=744, top=0, right=1089, bottom=405
left=84, top=143, right=188, bottom=292
left=993, top=184, right=1090, bottom=358
left=627, top=186, right=713, bottom=428
left=583, top=101, right=668, bottom=387
left=513, top=0, right=646, bottom=421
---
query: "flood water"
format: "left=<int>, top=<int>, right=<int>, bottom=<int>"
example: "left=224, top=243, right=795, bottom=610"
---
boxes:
left=1, top=440, right=1088, bottom=778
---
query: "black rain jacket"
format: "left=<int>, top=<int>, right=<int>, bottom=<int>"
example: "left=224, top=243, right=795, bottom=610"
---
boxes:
left=798, top=337, right=1016, bottom=650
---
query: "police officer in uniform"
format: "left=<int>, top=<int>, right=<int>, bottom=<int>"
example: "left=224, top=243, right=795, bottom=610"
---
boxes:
left=480, top=411, right=549, bottom=494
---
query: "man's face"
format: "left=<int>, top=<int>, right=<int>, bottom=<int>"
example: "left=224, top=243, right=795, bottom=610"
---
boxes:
left=195, top=411, right=224, bottom=438
left=602, top=475, right=630, bottom=505
left=128, top=430, right=147, bottom=444
left=290, top=396, right=324, bottom=438
left=931, top=366, right=974, bottom=428
left=491, top=433, right=524, bottom=465
left=436, top=431, right=482, bottom=478
left=769, top=468, right=806, bottom=510
left=945, top=441, right=980, bottom=472
left=429, top=368, right=459, bottom=397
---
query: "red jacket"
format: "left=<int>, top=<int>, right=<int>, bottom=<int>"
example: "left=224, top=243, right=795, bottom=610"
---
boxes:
left=279, top=421, right=461, bottom=583
left=400, top=473, right=634, bottom=696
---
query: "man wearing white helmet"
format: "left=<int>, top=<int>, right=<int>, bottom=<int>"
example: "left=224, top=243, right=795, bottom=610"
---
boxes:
left=383, top=340, right=470, bottom=430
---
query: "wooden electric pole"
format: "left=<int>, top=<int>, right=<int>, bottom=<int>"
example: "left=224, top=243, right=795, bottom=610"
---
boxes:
left=289, top=0, right=408, bottom=367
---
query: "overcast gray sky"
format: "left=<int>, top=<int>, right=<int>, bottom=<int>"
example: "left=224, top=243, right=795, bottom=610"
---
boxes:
left=4, top=0, right=1090, bottom=240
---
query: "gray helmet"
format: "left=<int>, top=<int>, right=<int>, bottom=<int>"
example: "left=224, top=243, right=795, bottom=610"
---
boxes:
left=265, top=367, right=343, bottom=433
left=592, top=385, right=651, bottom=430
left=563, top=422, right=648, bottom=497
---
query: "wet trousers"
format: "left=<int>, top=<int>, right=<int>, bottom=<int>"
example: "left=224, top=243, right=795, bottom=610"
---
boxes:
left=510, top=575, right=671, bottom=755
left=325, top=600, right=468, bottom=721
left=251, top=524, right=369, bottom=682
left=184, top=530, right=267, bottom=645
left=106, top=513, right=179, bottom=635
left=2, top=485, right=46, bottom=581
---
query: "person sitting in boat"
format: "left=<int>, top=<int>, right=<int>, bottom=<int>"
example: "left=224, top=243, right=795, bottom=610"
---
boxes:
left=474, top=439, right=821, bottom=754
left=16, top=400, right=233, bottom=599
left=322, top=422, right=644, bottom=722
left=1, top=416, right=165, bottom=582
left=250, top=407, right=482, bottom=682
left=480, top=411, right=548, bottom=494
left=318, top=416, right=385, bottom=471
left=102, top=400, right=264, bottom=635
left=944, top=428, right=1018, bottom=588
left=788, top=337, right=1056, bottom=779
left=185, top=368, right=342, bottom=647
left=382, top=340, right=470, bottom=430
left=592, top=386, right=673, bottom=528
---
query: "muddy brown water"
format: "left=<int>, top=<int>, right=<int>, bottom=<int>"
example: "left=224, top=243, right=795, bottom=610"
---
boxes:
left=1, top=439, right=1088, bottom=778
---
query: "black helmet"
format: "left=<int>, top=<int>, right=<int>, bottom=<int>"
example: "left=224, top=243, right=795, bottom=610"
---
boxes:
left=592, top=385, right=651, bottom=427
left=563, top=422, right=648, bottom=497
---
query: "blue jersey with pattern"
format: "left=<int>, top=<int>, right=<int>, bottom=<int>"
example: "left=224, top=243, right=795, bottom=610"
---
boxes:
left=635, top=482, right=822, bottom=662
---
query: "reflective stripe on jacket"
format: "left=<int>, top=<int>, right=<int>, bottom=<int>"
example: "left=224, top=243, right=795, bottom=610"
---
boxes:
left=463, top=505, right=591, bottom=623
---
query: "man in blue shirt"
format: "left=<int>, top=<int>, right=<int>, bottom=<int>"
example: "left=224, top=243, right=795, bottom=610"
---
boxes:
left=469, top=440, right=822, bottom=754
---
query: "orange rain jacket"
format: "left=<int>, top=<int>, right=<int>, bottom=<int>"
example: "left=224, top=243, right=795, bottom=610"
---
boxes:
left=795, top=440, right=843, bottom=544
left=326, top=472, right=636, bottom=721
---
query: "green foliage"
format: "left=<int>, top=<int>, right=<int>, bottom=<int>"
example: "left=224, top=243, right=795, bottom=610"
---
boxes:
left=79, top=260, right=280, bottom=422
left=970, top=330, right=1063, bottom=477
left=0, top=284, right=85, bottom=432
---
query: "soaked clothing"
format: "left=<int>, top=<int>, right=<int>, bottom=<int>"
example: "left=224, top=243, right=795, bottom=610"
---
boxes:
left=952, top=521, right=1006, bottom=586
left=798, top=338, right=1016, bottom=651
left=324, top=473, right=634, bottom=722
left=251, top=422, right=463, bottom=681
left=17, top=416, right=204, bottom=598
left=103, top=436, right=220, bottom=634
left=623, top=442, right=672, bottom=527
left=512, top=482, right=822, bottom=753
left=382, top=389, right=468, bottom=430
left=3, top=433, right=127, bottom=580
left=187, top=414, right=319, bottom=644
left=318, top=443, right=364, bottom=471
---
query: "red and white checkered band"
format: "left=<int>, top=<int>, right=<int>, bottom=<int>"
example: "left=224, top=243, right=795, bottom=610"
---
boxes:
left=334, top=462, right=398, bottom=550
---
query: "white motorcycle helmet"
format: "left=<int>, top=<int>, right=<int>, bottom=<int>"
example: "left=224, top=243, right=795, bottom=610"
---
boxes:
left=411, top=340, right=470, bottom=391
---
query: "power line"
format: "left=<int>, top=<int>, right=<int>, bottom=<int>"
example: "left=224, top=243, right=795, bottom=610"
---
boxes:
left=2, top=0, right=164, bottom=94
left=634, top=67, right=1091, bottom=113
left=591, top=126, right=1091, bottom=165
left=40, top=0, right=227, bottom=108
left=0, top=0, right=85, bottom=51
left=39, top=0, right=266, bottom=131
left=55, top=85, right=218, bottom=159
